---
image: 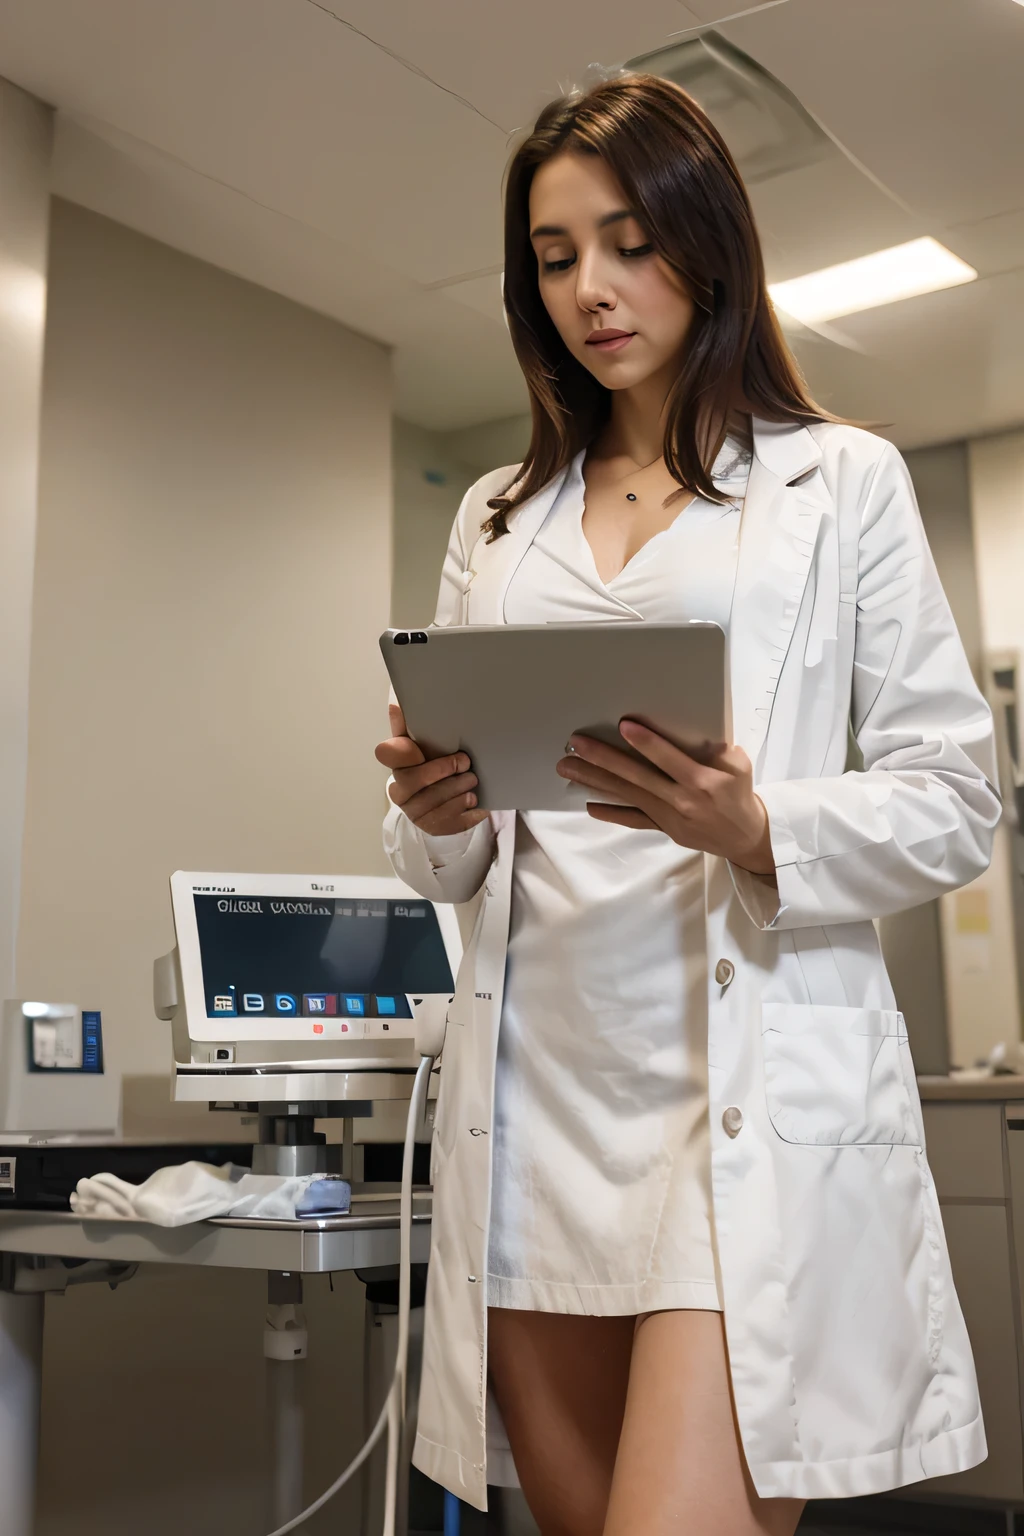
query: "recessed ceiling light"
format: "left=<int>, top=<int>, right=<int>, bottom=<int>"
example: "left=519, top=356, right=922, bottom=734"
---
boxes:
left=768, top=237, right=977, bottom=325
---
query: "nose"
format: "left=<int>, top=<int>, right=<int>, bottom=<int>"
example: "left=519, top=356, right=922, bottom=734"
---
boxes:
left=575, top=244, right=616, bottom=314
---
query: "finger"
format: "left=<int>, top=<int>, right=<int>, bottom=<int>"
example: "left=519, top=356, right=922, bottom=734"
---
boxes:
left=417, top=806, right=490, bottom=836
left=705, top=742, right=752, bottom=779
left=586, top=803, right=659, bottom=830
left=389, top=702, right=408, bottom=739
left=615, top=721, right=711, bottom=784
left=376, top=736, right=429, bottom=770
left=397, top=771, right=479, bottom=820
left=386, top=751, right=472, bottom=803
left=560, top=739, right=677, bottom=802
left=557, top=755, right=658, bottom=812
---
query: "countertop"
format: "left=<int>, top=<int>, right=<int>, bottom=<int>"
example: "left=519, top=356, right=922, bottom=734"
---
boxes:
left=917, top=1073, right=1024, bottom=1101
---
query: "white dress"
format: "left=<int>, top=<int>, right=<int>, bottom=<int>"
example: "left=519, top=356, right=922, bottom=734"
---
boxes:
left=485, top=437, right=751, bottom=1316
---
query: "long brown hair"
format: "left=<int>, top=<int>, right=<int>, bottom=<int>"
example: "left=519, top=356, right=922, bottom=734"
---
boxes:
left=485, top=71, right=834, bottom=540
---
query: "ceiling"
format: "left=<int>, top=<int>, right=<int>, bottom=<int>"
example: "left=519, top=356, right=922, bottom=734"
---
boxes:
left=1, top=0, right=1023, bottom=449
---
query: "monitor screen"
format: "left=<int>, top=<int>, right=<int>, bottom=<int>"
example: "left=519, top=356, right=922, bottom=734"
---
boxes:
left=193, top=894, right=454, bottom=1022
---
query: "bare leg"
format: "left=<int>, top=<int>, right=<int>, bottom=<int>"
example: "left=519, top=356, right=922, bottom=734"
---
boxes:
left=603, top=1309, right=805, bottom=1536
left=487, top=1307, right=636, bottom=1536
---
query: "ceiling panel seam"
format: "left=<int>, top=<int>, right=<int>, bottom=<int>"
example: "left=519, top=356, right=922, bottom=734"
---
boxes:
left=423, top=262, right=504, bottom=291
left=667, top=0, right=792, bottom=42
left=63, top=110, right=354, bottom=243
left=301, top=0, right=510, bottom=134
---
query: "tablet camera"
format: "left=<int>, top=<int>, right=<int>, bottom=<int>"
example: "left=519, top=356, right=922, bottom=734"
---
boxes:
left=393, top=632, right=410, bottom=645
left=411, top=632, right=428, bottom=644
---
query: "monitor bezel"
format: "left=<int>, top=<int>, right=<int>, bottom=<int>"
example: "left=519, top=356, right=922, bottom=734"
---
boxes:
left=170, top=871, right=462, bottom=1042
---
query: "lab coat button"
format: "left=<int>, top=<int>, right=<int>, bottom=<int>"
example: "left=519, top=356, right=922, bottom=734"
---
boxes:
left=722, top=1106, right=744, bottom=1137
left=715, top=958, right=735, bottom=987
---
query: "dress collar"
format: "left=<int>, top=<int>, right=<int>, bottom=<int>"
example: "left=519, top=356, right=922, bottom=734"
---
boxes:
left=567, top=433, right=752, bottom=498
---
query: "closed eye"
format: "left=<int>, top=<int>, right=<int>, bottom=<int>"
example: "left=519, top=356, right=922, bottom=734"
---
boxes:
left=542, top=243, right=654, bottom=273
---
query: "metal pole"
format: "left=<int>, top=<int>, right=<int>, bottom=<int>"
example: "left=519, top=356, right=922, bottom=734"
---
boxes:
left=265, top=1271, right=308, bottom=1528
left=0, top=1286, right=44, bottom=1536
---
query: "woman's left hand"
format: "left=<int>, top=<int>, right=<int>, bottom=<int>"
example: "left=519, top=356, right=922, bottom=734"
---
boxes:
left=556, top=720, right=776, bottom=876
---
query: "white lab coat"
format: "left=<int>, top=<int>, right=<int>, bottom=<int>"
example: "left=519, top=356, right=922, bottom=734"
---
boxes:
left=383, top=418, right=1000, bottom=1512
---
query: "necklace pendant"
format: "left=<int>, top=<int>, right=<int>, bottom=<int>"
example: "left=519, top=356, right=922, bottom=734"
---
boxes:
left=626, top=492, right=637, bottom=502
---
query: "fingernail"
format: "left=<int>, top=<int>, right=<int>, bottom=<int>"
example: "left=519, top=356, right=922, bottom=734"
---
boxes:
left=466, top=792, right=477, bottom=807
left=563, top=740, right=577, bottom=755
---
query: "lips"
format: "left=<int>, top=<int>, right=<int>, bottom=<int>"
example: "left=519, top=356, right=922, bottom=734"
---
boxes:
left=585, top=330, right=636, bottom=353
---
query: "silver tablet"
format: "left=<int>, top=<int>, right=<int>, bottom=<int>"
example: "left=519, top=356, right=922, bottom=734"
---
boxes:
left=380, top=622, right=727, bottom=813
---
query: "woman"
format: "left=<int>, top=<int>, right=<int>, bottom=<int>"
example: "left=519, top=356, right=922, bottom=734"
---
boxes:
left=377, top=72, right=999, bottom=1536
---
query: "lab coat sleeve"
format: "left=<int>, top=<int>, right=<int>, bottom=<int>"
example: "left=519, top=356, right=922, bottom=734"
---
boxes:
left=382, top=477, right=497, bottom=904
left=733, top=441, right=1001, bottom=930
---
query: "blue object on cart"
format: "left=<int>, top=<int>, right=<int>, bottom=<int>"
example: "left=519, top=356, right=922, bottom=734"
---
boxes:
left=443, top=1489, right=461, bottom=1536
left=293, top=1175, right=351, bottom=1216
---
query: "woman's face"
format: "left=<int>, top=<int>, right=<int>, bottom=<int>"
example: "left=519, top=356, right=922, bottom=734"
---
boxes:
left=528, top=151, right=695, bottom=395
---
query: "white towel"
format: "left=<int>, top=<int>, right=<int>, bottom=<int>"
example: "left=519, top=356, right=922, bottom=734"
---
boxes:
left=69, top=1162, right=348, bottom=1226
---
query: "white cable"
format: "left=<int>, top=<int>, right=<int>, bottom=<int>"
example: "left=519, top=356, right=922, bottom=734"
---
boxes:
left=385, top=1053, right=434, bottom=1535
left=263, top=1390, right=390, bottom=1536
left=263, top=1053, right=435, bottom=1536
left=382, top=1376, right=402, bottom=1536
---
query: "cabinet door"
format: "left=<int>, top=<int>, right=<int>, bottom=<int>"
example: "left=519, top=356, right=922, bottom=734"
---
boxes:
left=918, top=1201, right=1024, bottom=1501
left=923, top=1103, right=1005, bottom=1198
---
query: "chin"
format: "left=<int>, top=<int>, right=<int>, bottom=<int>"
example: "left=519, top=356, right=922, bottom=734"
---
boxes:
left=576, top=354, right=646, bottom=386
left=590, top=366, right=652, bottom=391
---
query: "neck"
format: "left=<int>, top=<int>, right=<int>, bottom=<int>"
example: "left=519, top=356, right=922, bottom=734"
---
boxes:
left=598, top=364, right=748, bottom=469
left=599, top=364, right=674, bottom=465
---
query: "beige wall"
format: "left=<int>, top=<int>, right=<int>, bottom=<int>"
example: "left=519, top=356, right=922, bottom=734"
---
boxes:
left=19, top=199, right=393, bottom=1081
left=391, top=418, right=477, bottom=628
left=0, top=77, right=52, bottom=1003
left=969, top=429, right=1024, bottom=656
left=390, top=413, right=530, bottom=629
left=963, top=428, right=1024, bottom=1049
left=445, top=410, right=530, bottom=474
left=23, top=199, right=395, bottom=1536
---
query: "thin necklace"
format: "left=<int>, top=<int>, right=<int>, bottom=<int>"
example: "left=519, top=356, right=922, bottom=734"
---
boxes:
left=609, top=452, right=663, bottom=502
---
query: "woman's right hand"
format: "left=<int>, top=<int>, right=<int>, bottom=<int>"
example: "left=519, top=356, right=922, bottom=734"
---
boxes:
left=375, top=704, right=490, bottom=836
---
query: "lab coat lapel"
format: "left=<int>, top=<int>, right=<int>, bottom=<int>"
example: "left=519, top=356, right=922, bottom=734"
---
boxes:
left=464, top=462, right=572, bottom=623
left=730, top=419, right=828, bottom=771
left=467, top=428, right=830, bottom=772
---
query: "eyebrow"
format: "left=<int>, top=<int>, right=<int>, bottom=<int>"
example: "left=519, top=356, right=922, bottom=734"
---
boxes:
left=529, top=208, right=636, bottom=240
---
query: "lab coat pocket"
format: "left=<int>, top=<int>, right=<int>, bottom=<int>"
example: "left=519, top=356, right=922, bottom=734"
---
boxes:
left=761, top=1003, right=920, bottom=1146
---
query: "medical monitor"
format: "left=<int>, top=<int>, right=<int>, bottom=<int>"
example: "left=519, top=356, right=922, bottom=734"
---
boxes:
left=169, top=872, right=459, bottom=1049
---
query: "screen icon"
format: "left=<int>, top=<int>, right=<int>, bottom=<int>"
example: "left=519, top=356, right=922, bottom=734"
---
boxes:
left=375, top=996, right=397, bottom=1016
left=341, top=994, right=366, bottom=1016
left=242, top=993, right=265, bottom=1013
left=213, top=993, right=237, bottom=1016
left=303, top=994, right=338, bottom=1017
left=274, top=993, right=297, bottom=1015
